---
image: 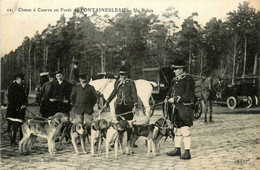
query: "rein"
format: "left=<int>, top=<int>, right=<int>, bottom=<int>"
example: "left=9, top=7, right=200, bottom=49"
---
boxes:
left=97, top=79, right=114, bottom=94
left=97, top=101, right=165, bottom=120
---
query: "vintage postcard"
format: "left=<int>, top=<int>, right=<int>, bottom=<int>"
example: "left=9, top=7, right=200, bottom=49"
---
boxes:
left=1, top=0, right=260, bottom=169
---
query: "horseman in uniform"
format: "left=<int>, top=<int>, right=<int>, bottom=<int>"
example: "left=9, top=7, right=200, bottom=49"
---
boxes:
left=104, top=66, right=138, bottom=146
left=165, top=59, right=195, bottom=160
left=106, top=66, right=138, bottom=121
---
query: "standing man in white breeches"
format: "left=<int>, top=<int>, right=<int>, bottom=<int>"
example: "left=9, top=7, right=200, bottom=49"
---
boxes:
left=165, top=59, right=195, bottom=160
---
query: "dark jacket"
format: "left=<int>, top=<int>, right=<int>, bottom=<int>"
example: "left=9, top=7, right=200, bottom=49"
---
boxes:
left=39, top=81, right=55, bottom=102
left=107, top=79, right=138, bottom=107
left=70, top=83, right=97, bottom=115
left=167, top=74, right=195, bottom=127
left=51, top=80, right=72, bottom=101
left=6, top=82, right=28, bottom=120
left=51, top=80, right=73, bottom=114
left=39, top=81, right=55, bottom=118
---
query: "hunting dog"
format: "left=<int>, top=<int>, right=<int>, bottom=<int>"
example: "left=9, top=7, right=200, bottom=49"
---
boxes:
left=56, top=121, right=73, bottom=149
left=105, top=119, right=133, bottom=159
left=70, top=121, right=92, bottom=155
left=90, top=119, right=109, bottom=157
left=19, top=112, right=69, bottom=156
left=131, top=118, right=174, bottom=157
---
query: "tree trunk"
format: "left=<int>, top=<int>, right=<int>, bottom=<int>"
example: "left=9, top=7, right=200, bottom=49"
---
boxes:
left=189, top=38, right=192, bottom=74
left=28, top=42, right=32, bottom=93
left=242, top=35, right=247, bottom=77
left=46, top=46, right=48, bottom=71
left=33, top=49, right=36, bottom=90
left=200, top=49, right=203, bottom=78
left=232, top=34, right=238, bottom=85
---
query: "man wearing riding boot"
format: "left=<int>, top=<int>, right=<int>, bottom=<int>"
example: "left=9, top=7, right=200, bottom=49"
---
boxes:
left=104, top=66, right=138, bottom=147
left=165, top=59, right=195, bottom=160
left=6, top=74, right=28, bottom=145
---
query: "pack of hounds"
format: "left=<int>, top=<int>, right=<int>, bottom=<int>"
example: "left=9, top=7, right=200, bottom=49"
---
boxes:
left=18, top=112, right=175, bottom=158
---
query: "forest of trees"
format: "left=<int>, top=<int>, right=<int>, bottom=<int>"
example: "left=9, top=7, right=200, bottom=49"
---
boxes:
left=1, top=1, right=259, bottom=91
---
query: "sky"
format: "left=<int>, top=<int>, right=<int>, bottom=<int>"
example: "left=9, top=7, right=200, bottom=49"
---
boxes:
left=1, top=0, right=260, bottom=56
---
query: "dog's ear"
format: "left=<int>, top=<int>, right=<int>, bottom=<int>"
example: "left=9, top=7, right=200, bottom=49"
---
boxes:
left=61, top=114, right=69, bottom=123
left=152, top=125, right=159, bottom=139
left=50, top=117, right=61, bottom=128
left=92, top=121, right=99, bottom=131
left=76, top=123, right=84, bottom=134
left=92, top=123, right=97, bottom=131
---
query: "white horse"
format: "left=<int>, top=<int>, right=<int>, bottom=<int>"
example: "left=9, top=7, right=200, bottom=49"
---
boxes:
left=89, top=79, right=157, bottom=121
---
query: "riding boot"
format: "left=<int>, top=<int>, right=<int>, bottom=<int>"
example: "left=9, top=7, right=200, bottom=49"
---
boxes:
left=11, top=130, right=17, bottom=145
left=4, top=121, right=11, bottom=133
left=166, top=147, right=181, bottom=156
left=209, top=116, right=213, bottom=122
left=181, top=150, right=191, bottom=159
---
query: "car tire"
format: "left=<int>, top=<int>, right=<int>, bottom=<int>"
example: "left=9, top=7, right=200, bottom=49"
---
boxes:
left=245, top=96, right=253, bottom=108
left=227, top=96, right=237, bottom=109
left=253, top=95, right=258, bottom=106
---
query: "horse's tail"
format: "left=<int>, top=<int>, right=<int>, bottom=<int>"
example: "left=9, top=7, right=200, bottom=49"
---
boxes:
left=149, top=81, right=158, bottom=88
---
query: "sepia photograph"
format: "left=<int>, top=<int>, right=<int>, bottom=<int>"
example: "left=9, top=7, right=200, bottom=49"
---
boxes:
left=1, top=0, right=260, bottom=169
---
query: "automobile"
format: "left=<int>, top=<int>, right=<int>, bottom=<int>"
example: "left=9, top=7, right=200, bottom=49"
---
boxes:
left=35, top=72, right=49, bottom=105
left=225, top=76, right=259, bottom=109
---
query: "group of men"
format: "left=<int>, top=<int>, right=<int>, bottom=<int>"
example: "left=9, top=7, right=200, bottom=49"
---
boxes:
left=5, top=57, right=195, bottom=160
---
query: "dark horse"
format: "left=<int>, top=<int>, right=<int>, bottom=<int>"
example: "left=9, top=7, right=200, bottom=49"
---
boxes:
left=194, top=76, right=218, bottom=123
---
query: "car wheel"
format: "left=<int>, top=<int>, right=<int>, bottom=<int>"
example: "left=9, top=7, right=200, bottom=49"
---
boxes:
left=245, top=96, right=253, bottom=108
left=253, top=95, right=258, bottom=106
left=227, top=96, right=237, bottom=109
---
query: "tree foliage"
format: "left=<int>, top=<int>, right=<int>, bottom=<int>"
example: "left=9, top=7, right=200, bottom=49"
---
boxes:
left=1, top=1, right=259, bottom=90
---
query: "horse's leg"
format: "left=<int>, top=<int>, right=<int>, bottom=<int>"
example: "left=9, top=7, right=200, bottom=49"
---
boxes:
left=209, top=100, right=213, bottom=122
left=109, top=99, right=116, bottom=121
left=137, top=93, right=150, bottom=122
left=204, top=99, right=208, bottom=123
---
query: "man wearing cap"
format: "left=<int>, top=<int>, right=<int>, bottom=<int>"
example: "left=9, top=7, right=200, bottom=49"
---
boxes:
left=165, top=59, right=195, bottom=160
left=70, top=61, right=79, bottom=85
left=104, top=66, right=138, bottom=146
left=70, top=73, right=97, bottom=123
left=106, top=66, right=138, bottom=121
left=50, top=71, right=72, bottom=116
left=119, top=56, right=131, bottom=78
left=39, top=72, right=56, bottom=118
left=6, top=74, right=28, bottom=145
